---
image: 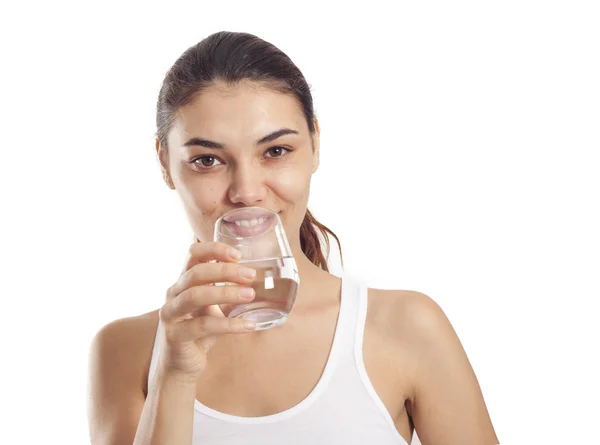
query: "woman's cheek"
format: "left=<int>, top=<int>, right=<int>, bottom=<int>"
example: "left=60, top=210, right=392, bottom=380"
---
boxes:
left=270, top=158, right=312, bottom=197
left=193, top=182, right=225, bottom=213
left=178, top=172, right=224, bottom=220
left=269, top=169, right=308, bottom=201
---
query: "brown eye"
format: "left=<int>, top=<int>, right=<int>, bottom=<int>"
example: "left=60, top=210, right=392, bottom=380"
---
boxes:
left=200, top=156, right=215, bottom=166
left=265, top=146, right=291, bottom=158
left=193, top=156, right=223, bottom=168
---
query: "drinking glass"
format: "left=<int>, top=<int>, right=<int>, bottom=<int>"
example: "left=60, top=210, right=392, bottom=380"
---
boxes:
left=214, top=207, right=299, bottom=330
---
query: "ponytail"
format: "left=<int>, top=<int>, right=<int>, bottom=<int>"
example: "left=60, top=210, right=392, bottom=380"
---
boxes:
left=300, top=209, right=343, bottom=272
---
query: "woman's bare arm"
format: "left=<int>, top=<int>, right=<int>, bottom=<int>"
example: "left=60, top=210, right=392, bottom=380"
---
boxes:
left=88, top=312, right=197, bottom=445
left=133, top=365, right=197, bottom=445
left=399, top=292, right=499, bottom=445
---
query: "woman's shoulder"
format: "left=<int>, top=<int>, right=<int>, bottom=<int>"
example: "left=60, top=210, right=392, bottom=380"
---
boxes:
left=365, top=288, right=462, bottom=399
left=90, top=310, right=160, bottom=393
left=366, top=287, right=452, bottom=345
left=366, top=287, right=439, bottom=318
left=93, top=309, right=160, bottom=348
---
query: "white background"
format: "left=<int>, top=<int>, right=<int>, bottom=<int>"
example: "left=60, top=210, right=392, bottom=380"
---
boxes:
left=1, top=1, right=598, bottom=444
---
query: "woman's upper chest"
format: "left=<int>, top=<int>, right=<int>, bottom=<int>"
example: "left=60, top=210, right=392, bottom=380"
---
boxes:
left=194, top=288, right=414, bottom=420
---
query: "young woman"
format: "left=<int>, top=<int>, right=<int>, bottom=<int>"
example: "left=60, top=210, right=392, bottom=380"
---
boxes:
left=88, top=31, right=499, bottom=445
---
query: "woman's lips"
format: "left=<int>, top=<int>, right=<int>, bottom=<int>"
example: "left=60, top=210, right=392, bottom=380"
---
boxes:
left=223, top=208, right=276, bottom=223
left=223, top=215, right=275, bottom=237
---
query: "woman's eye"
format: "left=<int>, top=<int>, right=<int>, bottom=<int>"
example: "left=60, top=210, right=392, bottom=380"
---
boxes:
left=193, top=156, right=223, bottom=168
left=192, top=148, right=289, bottom=169
left=265, top=146, right=290, bottom=158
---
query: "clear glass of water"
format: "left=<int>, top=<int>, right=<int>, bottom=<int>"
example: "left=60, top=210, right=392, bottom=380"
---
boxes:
left=214, top=207, right=299, bottom=330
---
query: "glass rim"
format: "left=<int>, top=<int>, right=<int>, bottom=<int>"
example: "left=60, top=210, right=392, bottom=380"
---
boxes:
left=214, top=206, right=281, bottom=240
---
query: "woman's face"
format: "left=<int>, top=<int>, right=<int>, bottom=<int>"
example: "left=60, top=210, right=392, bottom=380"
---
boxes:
left=157, top=81, right=320, bottom=253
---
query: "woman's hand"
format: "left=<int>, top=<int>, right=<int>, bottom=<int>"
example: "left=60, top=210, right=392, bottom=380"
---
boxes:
left=157, top=241, right=257, bottom=380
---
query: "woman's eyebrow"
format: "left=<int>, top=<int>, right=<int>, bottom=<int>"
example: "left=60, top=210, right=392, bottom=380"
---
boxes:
left=257, top=128, right=299, bottom=145
left=182, top=128, right=299, bottom=149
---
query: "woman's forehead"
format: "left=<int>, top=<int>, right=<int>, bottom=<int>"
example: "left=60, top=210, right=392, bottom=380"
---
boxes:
left=170, top=84, right=308, bottom=147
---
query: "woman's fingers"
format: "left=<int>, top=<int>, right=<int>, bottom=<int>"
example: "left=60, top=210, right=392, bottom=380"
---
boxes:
left=179, top=241, right=243, bottom=275
left=168, top=314, right=257, bottom=342
left=169, top=261, right=256, bottom=298
left=161, top=284, right=255, bottom=322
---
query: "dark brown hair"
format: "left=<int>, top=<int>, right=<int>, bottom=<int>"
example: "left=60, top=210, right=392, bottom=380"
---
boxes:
left=155, top=31, right=342, bottom=272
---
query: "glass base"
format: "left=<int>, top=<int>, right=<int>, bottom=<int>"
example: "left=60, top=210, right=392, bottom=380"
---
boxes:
left=229, top=304, right=288, bottom=331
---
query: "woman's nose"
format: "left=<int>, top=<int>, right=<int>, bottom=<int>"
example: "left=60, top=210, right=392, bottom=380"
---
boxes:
left=227, top=164, right=267, bottom=206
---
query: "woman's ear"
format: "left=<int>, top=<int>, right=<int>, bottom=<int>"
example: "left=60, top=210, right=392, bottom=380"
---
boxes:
left=155, top=138, right=175, bottom=189
left=312, top=118, right=320, bottom=174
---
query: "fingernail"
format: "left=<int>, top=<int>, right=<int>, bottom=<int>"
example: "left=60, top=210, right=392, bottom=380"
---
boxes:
left=239, top=287, right=255, bottom=299
left=228, top=248, right=242, bottom=260
left=240, top=267, right=256, bottom=279
left=243, top=321, right=256, bottom=330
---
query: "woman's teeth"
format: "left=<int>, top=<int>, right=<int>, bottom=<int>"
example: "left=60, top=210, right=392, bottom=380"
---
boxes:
left=233, top=216, right=267, bottom=227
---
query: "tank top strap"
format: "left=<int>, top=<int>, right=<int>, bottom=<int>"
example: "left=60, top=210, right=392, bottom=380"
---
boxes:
left=334, top=275, right=367, bottom=363
left=147, top=316, right=162, bottom=388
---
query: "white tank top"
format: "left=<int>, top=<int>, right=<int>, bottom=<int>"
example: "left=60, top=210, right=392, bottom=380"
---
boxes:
left=147, top=277, right=410, bottom=445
